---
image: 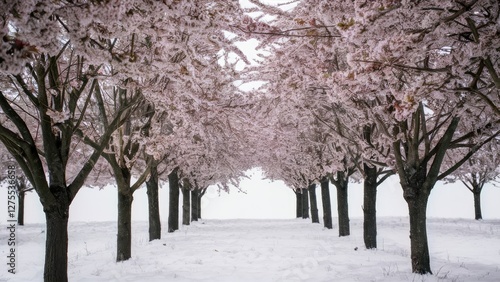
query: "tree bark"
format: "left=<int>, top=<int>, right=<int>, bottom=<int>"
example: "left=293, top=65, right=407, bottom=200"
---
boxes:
left=197, top=191, right=202, bottom=219
left=16, top=175, right=27, bottom=226
left=392, top=112, right=460, bottom=275
left=406, top=192, right=432, bottom=274
left=116, top=189, right=133, bottom=262
left=198, top=188, right=207, bottom=219
left=473, top=191, right=482, bottom=220
left=397, top=153, right=433, bottom=274
left=18, top=190, right=25, bottom=226
left=308, top=184, right=319, bottom=223
left=44, top=200, right=69, bottom=282
left=295, top=190, right=303, bottom=218
left=191, top=190, right=199, bottom=222
left=320, top=177, right=332, bottom=229
left=146, top=165, right=161, bottom=241
left=334, top=172, right=350, bottom=236
left=301, top=189, right=309, bottom=219
left=463, top=173, right=485, bottom=220
left=363, top=164, right=377, bottom=249
left=168, top=169, right=180, bottom=232
left=182, top=186, right=191, bottom=225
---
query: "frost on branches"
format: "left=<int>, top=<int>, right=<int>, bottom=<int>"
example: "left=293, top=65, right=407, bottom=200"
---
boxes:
left=244, top=0, right=499, bottom=275
left=0, top=0, right=252, bottom=279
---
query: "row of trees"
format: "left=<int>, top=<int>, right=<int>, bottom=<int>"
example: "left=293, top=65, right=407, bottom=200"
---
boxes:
left=241, top=0, right=500, bottom=275
left=0, top=0, right=499, bottom=280
left=0, top=1, right=255, bottom=281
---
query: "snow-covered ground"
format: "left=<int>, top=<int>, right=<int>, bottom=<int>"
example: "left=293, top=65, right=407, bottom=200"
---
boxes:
left=2, top=217, right=499, bottom=282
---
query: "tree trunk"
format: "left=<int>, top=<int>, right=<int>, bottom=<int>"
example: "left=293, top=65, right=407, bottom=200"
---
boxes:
left=197, top=188, right=206, bottom=219
left=116, top=189, right=133, bottom=262
left=146, top=165, right=161, bottom=241
left=308, top=184, right=319, bottom=223
left=44, top=202, right=69, bottom=282
left=16, top=176, right=27, bottom=226
left=399, top=160, right=433, bottom=274
left=18, top=190, right=25, bottom=226
left=191, top=190, right=199, bottom=222
left=363, top=164, right=377, bottom=249
left=301, top=189, right=309, bottom=219
left=473, top=191, right=482, bottom=220
left=392, top=112, right=460, bottom=275
left=197, top=192, right=202, bottom=219
left=168, top=169, right=180, bottom=232
left=182, top=186, right=190, bottom=225
left=320, top=178, right=332, bottom=229
left=463, top=174, right=484, bottom=220
left=406, top=193, right=432, bottom=274
left=398, top=160, right=434, bottom=275
left=295, top=190, right=303, bottom=218
left=335, top=172, right=350, bottom=236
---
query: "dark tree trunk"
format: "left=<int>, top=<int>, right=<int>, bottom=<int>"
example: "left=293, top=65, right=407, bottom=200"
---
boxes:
left=399, top=159, right=433, bottom=274
left=191, top=190, right=199, bottom=222
left=295, top=190, right=303, bottom=218
left=463, top=174, right=485, bottom=220
left=116, top=189, right=133, bottom=262
left=18, top=190, right=25, bottom=226
left=16, top=176, right=27, bottom=226
left=182, top=186, right=190, bottom=225
left=406, top=192, right=432, bottom=274
left=197, top=192, right=202, bottom=219
left=363, top=164, right=378, bottom=249
left=308, top=184, right=319, bottom=223
left=197, top=188, right=206, bottom=219
left=320, top=178, right=332, bottom=229
left=392, top=112, right=461, bottom=275
left=113, top=162, right=136, bottom=263
left=334, top=172, right=350, bottom=236
left=168, top=169, right=180, bottom=232
left=44, top=200, right=69, bottom=282
left=473, top=191, right=482, bottom=220
left=392, top=110, right=460, bottom=274
left=301, top=189, right=309, bottom=219
left=146, top=165, right=161, bottom=241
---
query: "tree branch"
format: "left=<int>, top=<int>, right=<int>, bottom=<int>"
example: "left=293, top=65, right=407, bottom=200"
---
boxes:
left=438, top=129, right=500, bottom=181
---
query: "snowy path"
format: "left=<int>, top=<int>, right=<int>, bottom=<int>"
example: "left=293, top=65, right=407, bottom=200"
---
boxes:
left=1, top=218, right=499, bottom=281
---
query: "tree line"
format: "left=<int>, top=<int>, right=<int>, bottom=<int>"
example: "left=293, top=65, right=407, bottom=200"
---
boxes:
left=0, top=0, right=499, bottom=281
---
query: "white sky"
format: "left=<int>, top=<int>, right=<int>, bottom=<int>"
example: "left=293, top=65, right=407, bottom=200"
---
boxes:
left=1, top=168, right=499, bottom=224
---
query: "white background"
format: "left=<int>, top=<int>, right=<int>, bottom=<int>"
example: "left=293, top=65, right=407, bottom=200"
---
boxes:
left=2, top=168, right=499, bottom=224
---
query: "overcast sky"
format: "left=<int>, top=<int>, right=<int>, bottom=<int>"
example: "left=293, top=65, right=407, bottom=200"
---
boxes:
left=2, top=168, right=498, bottom=225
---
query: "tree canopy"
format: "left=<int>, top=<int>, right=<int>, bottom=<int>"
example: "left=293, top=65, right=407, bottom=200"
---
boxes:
left=0, top=0, right=499, bottom=279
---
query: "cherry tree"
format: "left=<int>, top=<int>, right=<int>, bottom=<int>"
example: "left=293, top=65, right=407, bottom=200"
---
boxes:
left=76, top=0, right=251, bottom=256
left=0, top=1, right=149, bottom=279
left=0, top=50, right=135, bottom=282
left=445, top=139, right=500, bottom=220
left=250, top=84, right=345, bottom=225
left=239, top=0, right=499, bottom=274
left=81, top=84, right=152, bottom=261
left=155, top=83, right=258, bottom=228
left=328, top=0, right=499, bottom=274
left=0, top=29, right=146, bottom=279
left=237, top=6, right=361, bottom=234
left=0, top=0, right=246, bottom=279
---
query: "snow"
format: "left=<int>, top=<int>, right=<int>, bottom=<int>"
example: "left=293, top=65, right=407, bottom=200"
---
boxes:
left=1, top=218, right=500, bottom=281
left=1, top=170, right=499, bottom=281
left=6, top=173, right=500, bottom=224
